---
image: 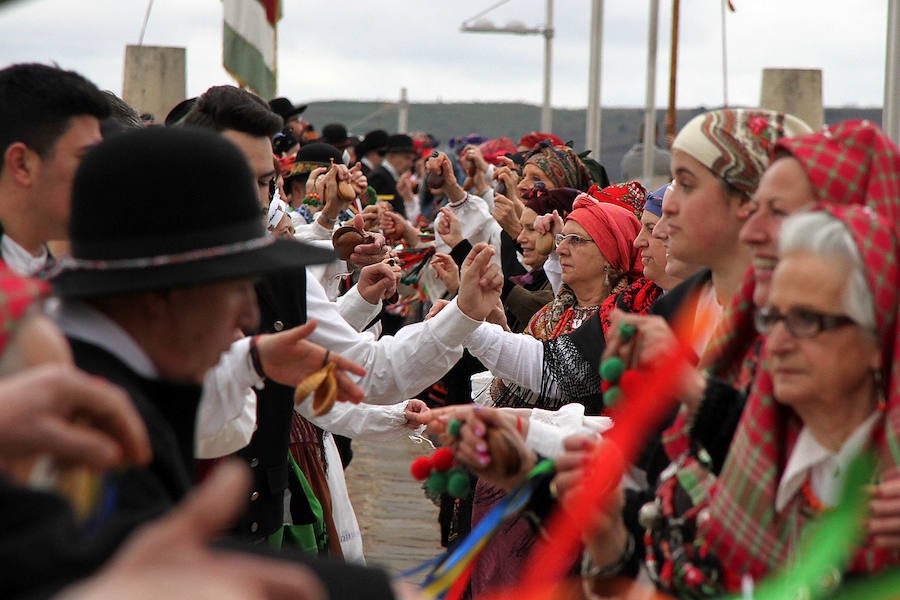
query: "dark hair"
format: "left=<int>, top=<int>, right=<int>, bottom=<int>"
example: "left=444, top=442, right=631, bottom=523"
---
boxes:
left=182, top=85, right=283, bottom=137
left=0, top=63, right=109, bottom=168
left=272, top=127, right=299, bottom=156
left=522, top=184, right=580, bottom=217
left=100, top=90, right=144, bottom=139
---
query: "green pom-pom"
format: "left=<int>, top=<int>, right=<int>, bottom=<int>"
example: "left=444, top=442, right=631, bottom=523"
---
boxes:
left=600, top=356, right=625, bottom=383
left=604, top=385, right=622, bottom=407
left=426, top=470, right=449, bottom=495
left=618, top=321, right=636, bottom=343
left=447, top=418, right=462, bottom=438
left=447, top=469, right=471, bottom=498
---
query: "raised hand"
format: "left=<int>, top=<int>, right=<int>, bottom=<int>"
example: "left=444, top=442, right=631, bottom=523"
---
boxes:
left=458, top=145, right=490, bottom=194
left=348, top=162, right=368, bottom=196
left=493, top=157, right=521, bottom=201
left=357, top=261, right=400, bottom=304
left=430, top=253, right=460, bottom=296
left=532, top=209, right=564, bottom=236
left=424, top=151, right=466, bottom=203
left=255, top=321, right=366, bottom=405
left=457, top=243, right=503, bottom=321
left=491, top=193, right=522, bottom=238
left=305, top=167, right=328, bottom=196
left=436, top=206, right=463, bottom=249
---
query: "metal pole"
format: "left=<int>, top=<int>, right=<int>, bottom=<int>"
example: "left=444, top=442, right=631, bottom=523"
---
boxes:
left=585, top=0, right=604, bottom=159
left=885, top=0, right=900, bottom=145
left=138, top=0, right=154, bottom=45
left=398, top=87, right=409, bottom=133
left=721, top=0, right=728, bottom=107
left=642, top=0, right=660, bottom=186
left=665, top=0, right=680, bottom=147
left=541, top=0, right=554, bottom=132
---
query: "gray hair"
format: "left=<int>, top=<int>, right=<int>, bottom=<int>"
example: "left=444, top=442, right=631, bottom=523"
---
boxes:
left=778, top=211, right=876, bottom=332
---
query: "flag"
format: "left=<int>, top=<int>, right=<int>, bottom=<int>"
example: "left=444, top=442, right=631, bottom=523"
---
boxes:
left=222, top=0, right=279, bottom=99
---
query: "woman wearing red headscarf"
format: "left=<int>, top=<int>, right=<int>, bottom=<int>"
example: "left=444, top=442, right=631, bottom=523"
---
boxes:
left=451, top=192, right=658, bottom=597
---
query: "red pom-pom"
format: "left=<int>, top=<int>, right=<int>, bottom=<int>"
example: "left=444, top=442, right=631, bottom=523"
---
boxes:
left=683, top=565, right=706, bottom=587
left=600, top=379, right=612, bottom=393
left=431, top=447, right=454, bottom=472
left=619, top=370, right=643, bottom=397
left=410, top=456, right=433, bottom=480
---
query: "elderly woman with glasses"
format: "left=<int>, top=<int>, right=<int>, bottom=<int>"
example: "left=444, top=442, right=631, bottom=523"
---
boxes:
left=690, top=205, right=900, bottom=594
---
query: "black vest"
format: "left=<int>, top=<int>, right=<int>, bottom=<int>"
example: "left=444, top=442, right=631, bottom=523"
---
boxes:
left=235, top=266, right=308, bottom=538
left=0, top=338, right=204, bottom=596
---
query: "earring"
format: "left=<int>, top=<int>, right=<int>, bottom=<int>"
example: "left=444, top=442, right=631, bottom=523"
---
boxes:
left=603, top=265, right=611, bottom=289
left=874, top=368, right=886, bottom=412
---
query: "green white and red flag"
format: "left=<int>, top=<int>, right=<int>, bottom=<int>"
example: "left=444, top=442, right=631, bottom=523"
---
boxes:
left=222, top=0, right=280, bottom=99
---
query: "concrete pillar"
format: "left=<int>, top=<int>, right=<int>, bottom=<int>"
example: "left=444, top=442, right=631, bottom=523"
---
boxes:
left=759, top=68, right=824, bottom=131
left=122, top=45, right=186, bottom=124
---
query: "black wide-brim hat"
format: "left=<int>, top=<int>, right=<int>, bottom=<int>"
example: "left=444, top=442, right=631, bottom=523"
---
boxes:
left=356, top=129, right=389, bottom=156
left=269, top=97, right=308, bottom=121
left=384, top=133, right=416, bottom=155
left=51, top=127, right=333, bottom=299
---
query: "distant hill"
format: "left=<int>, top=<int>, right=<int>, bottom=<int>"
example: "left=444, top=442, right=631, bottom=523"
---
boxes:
left=302, top=101, right=882, bottom=182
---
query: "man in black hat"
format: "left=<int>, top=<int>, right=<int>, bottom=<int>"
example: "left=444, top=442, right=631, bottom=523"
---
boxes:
left=367, top=133, right=418, bottom=218
left=320, top=123, right=352, bottom=150
left=0, top=63, right=109, bottom=276
left=269, top=96, right=309, bottom=140
left=355, top=129, right=389, bottom=176
left=23, top=125, right=391, bottom=597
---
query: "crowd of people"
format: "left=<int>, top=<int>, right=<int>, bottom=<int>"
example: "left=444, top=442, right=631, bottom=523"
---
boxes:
left=1, top=60, right=900, bottom=600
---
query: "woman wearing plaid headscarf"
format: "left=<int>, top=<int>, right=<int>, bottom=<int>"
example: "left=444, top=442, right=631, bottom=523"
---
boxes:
left=696, top=203, right=900, bottom=594
left=601, top=121, right=900, bottom=596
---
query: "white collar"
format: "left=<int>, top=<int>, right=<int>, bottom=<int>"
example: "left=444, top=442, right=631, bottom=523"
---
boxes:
left=776, top=411, right=880, bottom=512
left=1, top=234, right=48, bottom=277
left=52, top=299, right=158, bottom=379
left=382, top=159, right=399, bottom=181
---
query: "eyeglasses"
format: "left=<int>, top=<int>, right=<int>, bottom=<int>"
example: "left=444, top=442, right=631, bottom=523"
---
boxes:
left=554, top=233, right=594, bottom=248
left=754, top=306, right=858, bottom=338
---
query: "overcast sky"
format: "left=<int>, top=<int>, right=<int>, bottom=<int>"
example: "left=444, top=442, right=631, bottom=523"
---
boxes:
left=0, top=0, right=890, bottom=109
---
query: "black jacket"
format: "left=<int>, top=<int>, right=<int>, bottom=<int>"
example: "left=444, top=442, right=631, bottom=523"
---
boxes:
left=235, top=267, right=309, bottom=539
left=366, top=165, right=406, bottom=217
left=0, top=338, right=203, bottom=598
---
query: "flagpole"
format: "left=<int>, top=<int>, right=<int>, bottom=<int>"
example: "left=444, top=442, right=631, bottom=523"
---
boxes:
left=272, top=8, right=278, bottom=97
left=642, top=0, right=660, bottom=186
left=721, top=0, right=729, bottom=107
left=886, top=0, right=900, bottom=145
left=665, top=0, right=680, bottom=147
left=138, top=0, right=154, bottom=46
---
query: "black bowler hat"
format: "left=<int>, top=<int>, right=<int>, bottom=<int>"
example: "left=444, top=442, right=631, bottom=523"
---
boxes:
left=268, top=97, right=308, bottom=121
left=384, top=133, right=416, bottom=155
left=51, top=127, right=333, bottom=299
left=321, top=123, right=352, bottom=149
left=285, top=142, right=344, bottom=184
left=356, top=129, right=389, bottom=156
